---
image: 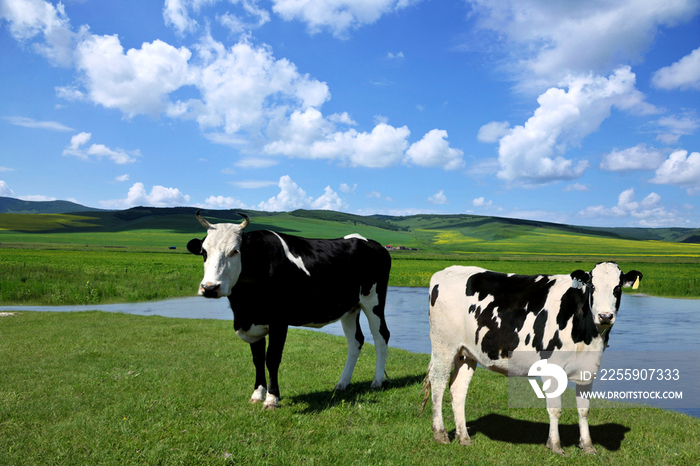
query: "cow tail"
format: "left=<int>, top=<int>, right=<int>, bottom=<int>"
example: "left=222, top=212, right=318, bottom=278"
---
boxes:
left=418, top=360, right=432, bottom=416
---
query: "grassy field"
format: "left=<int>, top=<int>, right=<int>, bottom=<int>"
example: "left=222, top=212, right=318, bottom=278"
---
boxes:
left=1, top=311, right=698, bottom=465
left=1, top=209, right=699, bottom=304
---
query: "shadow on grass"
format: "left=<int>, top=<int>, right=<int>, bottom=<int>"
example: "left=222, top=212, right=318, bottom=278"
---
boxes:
left=287, top=374, right=426, bottom=414
left=466, top=413, right=630, bottom=452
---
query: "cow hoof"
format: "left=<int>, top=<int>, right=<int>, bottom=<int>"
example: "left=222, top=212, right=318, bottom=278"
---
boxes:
left=250, top=385, right=266, bottom=404
left=334, top=382, right=348, bottom=391
left=433, top=429, right=450, bottom=444
left=458, top=437, right=472, bottom=446
left=580, top=442, right=597, bottom=455
left=370, top=379, right=384, bottom=389
left=546, top=438, right=565, bottom=456
left=262, top=393, right=280, bottom=410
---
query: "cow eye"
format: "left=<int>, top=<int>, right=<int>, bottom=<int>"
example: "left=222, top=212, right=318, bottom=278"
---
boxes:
left=202, top=249, right=208, bottom=262
left=613, top=285, right=621, bottom=297
left=228, top=249, right=240, bottom=257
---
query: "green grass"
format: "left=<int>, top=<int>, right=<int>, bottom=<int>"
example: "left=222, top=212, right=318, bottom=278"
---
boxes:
left=1, top=311, right=698, bottom=465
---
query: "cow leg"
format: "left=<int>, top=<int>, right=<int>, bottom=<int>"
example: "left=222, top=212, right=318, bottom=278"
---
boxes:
left=249, top=338, right=267, bottom=403
left=576, top=384, right=597, bottom=454
left=335, top=309, right=364, bottom=391
left=428, top=350, right=453, bottom=444
left=263, top=325, right=288, bottom=410
left=545, top=395, right=565, bottom=455
left=360, top=284, right=390, bottom=389
left=450, top=355, right=476, bottom=446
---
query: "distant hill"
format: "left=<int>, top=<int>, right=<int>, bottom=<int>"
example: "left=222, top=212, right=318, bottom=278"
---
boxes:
left=0, top=197, right=106, bottom=214
left=0, top=197, right=698, bottom=243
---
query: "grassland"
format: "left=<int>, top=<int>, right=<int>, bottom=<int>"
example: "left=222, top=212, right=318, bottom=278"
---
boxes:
left=2, top=311, right=698, bottom=465
left=1, top=208, right=698, bottom=305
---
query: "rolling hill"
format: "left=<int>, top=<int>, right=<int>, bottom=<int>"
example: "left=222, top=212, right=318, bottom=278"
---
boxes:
left=0, top=196, right=698, bottom=245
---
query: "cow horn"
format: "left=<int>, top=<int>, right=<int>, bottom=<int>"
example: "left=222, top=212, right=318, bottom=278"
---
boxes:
left=237, top=213, right=250, bottom=230
left=196, top=210, right=212, bottom=229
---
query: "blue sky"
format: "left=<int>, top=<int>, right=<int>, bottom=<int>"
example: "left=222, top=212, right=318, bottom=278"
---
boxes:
left=1, top=0, right=700, bottom=228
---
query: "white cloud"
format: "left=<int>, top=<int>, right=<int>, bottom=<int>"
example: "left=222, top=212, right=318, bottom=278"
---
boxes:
left=655, top=113, right=700, bottom=144
left=258, top=175, right=319, bottom=211
left=387, top=51, right=404, bottom=59
left=366, top=190, right=392, bottom=201
left=0, top=181, right=14, bottom=197
left=579, top=187, right=682, bottom=226
left=477, top=121, right=510, bottom=143
left=74, top=35, right=195, bottom=117
left=235, top=158, right=279, bottom=169
left=339, top=183, right=357, bottom=193
left=231, top=180, right=278, bottom=188
left=62, top=132, right=139, bottom=164
left=404, top=129, right=465, bottom=170
left=494, top=67, right=654, bottom=186
left=0, top=0, right=75, bottom=66
left=218, top=2, right=271, bottom=35
left=204, top=195, right=248, bottom=209
left=264, top=109, right=411, bottom=168
left=428, top=190, right=448, bottom=205
left=466, top=0, right=700, bottom=88
left=650, top=150, right=700, bottom=189
left=115, top=174, right=130, bottom=182
left=472, top=196, right=492, bottom=207
left=600, top=143, right=666, bottom=172
left=311, top=186, right=347, bottom=210
left=19, top=194, right=56, bottom=201
left=0, top=167, right=14, bottom=172
left=652, top=46, right=700, bottom=91
left=163, top=0, right=198, bottom=36
left=3, top=116, right=73, bottom=131
left=100, top=182, right=191, bottom=208
left=564, top=183, right=590, bottom=192
left=271, top=0, right=419, bottom=39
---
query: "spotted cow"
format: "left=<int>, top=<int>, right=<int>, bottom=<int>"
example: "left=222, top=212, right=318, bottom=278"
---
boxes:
left=187, top=211, right=391, bottom=409
left=423, top=262, right=642, bottom=455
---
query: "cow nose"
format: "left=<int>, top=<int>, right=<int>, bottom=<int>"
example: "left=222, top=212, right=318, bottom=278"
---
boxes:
left=201, top=282, right=221, bottom=298
left=598, top=313, right=614, bottom=325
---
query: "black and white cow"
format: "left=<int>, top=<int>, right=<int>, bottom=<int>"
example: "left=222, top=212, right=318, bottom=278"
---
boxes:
left=423, top=262, right=642, bottom=455
left=187, top=211, right=391, bottom=409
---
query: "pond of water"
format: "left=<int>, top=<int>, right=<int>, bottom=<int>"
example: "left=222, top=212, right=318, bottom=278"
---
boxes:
left=2, top=288, right=698, bottom=417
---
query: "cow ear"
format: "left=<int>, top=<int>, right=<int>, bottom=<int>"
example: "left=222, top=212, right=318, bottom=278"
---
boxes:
left=622, top=270, right=643, bottom=289
left=570, top=270, right=590, bottom=289
left=187, top=238, right=203, bottom=255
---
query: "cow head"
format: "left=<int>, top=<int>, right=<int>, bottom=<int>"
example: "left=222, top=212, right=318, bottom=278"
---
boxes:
left=570, top=262, right=642, bottom=327
left=187, top=210, right=250, bottom=298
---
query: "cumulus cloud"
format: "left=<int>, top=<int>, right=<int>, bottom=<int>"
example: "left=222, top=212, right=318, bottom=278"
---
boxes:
left=204, top=195, right=248, bottom=209
left=264, top=108, right=411, bottom=168
left=404, top=129, right=464, bottom=170
left=0, top=180, right=14, bottom=197
left=650, top=149, right=700, bottom=190
left=472, top=197, right=492, bottom=207
left=466, top=0, right=700, bottom=88
left=0, top=0, right=75, bottom=66
left=257, top=175, right=346, bottom=211
left=311, top=186, right=347, bottom=210
left=477, top=121, right=510, bottom=143
left=3, top=116, right=73, bottom=131
left=271, top=0, right=419, bottom=38
left=652, top=46, right=700, bottom=91
left=600, top=143, right=666, bottom=171
left=339, top=183, right=357, bottom=193
left=428, top=190, right=448, bottom=205
left=491, top=67, right=655, bottom=186
left=115, top=174, right=130, bottom=182
left=62, top=132, right=139, bottom=164
left=579, top=187, right=681, bottom=226
left=100, top=182, right=191, bottom=208
left=655, top=113, right=700, bottom=144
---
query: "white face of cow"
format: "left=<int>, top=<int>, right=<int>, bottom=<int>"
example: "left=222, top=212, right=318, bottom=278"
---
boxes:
left=187, top=212, right=250, bottom=298
left=581, top=262, right=642, bottom=327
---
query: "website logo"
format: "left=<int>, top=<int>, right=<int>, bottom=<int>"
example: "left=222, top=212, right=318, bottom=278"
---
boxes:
left=528, top=359, right=568, bottom=399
